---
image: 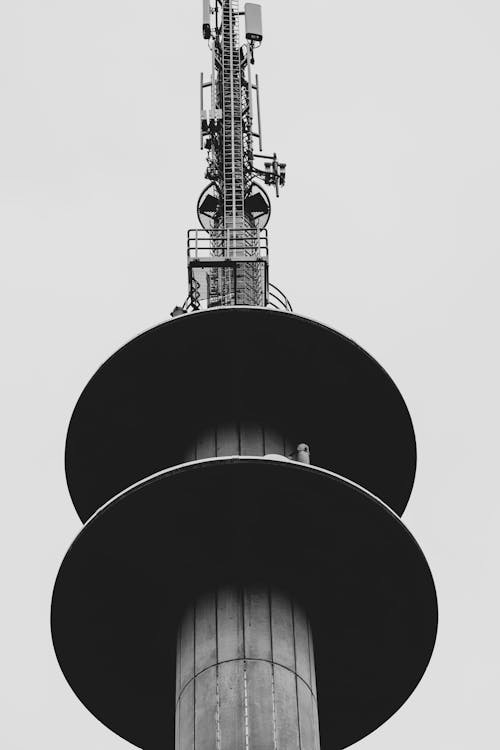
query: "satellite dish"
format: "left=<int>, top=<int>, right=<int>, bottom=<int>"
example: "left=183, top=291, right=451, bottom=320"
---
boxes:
left=245, top=182, right=271, bottom=229
left=197, top=183, right=222, bottom=229
left=198, top=181, right=271, bottom=230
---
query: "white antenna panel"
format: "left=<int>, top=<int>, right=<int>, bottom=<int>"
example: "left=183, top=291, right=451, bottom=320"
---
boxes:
left=245, top=3, right=263, bottom=42
left=202, top=0, right=211, bottom=39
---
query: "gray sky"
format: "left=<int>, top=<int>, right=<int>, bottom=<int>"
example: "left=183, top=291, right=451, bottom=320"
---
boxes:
left=1, top=0, right=499, bottom=748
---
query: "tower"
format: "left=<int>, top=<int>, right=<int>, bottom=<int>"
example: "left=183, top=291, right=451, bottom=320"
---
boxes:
left=51, top=2, right=437, bottom=749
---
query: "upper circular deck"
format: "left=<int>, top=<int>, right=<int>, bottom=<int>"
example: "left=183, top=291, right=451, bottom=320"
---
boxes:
left=65, top=307, right=416, bottom=521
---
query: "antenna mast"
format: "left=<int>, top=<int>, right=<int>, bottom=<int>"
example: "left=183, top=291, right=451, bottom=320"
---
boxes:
left=187, top=0, right=288, bottom=311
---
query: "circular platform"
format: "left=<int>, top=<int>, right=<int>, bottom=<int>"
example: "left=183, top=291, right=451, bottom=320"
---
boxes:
left=51, top=458, right=437, bottom=750
left=65, top=307, right=417, bottom=521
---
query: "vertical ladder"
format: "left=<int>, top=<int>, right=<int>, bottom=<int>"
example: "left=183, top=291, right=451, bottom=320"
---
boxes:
left=221, top=0, right=244, bottom=230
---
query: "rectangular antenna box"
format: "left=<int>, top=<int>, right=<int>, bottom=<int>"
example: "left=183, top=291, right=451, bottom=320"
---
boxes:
left=202, top=0, right=211, bottom=39
left=245, top=3, right=263, bottom=42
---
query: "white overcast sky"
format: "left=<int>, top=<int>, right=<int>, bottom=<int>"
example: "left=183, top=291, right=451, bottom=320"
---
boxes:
left=1, top=1, right=499, bottom=748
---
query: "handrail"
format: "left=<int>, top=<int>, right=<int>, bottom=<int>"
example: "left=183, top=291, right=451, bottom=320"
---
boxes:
left=269, top=283, right=293, bottom=312
left=185, top=229, right=291, bottom=312
left=187, top=227, right=269, bottom=262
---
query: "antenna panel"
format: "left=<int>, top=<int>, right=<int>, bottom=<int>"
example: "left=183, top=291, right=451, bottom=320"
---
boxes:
left=245, top=3, right=263, bottom=42
left=202, top=0, right=211, bottom=39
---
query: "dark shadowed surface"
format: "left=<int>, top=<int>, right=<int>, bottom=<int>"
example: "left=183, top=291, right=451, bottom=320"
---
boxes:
left=51, top=458, right=437, bottom=750
left=65, top=307, right=416, bottom=522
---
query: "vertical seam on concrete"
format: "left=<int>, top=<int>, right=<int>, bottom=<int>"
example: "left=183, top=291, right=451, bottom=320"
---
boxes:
left=241, top=586, right=246, bottom=659
left=268, top=587, right=278, bottom=750
left=193, top=601, right=196, bottom=750
left=215, top=589, right=221, bottom=750
left=242, top=587, right=248, bottom=750
left=243, top=661, right=250, bottom=750
left=176, top=627, right=180, bottom=750
left=176, top=626, right=180, bottom=702
left=312, top=690, right=319, bottom=750
left=292, top=600, right=302, bottom=750
left=179, top=620, right=183, bottom=701
left=306, top=615, right=311, bottom=687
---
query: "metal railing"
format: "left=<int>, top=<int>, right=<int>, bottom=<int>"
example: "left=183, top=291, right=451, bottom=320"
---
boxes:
left=268, top=282, right=293, bottom=312
left=187, top=228, right=268, bottom=262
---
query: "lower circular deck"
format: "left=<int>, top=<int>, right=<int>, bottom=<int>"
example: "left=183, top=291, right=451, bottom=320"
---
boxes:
left=51, top=458, right=437, bottom=750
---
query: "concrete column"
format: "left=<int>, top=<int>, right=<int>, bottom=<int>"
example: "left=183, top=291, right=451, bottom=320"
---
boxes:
left=175, top=585, right=320, bottom=750
left=182, top=422, right=298, bottom=463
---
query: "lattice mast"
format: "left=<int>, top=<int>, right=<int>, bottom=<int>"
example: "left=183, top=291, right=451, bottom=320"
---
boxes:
left=186, top=1, right=287, bottom=311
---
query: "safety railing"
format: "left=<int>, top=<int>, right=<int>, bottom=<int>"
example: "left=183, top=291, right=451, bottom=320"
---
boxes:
left=187, top=228, right=269, bottom=262
left=268, top=282, right=293, bottom=312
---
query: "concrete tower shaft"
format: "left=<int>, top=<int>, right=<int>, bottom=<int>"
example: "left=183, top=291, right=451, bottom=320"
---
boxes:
left=182, top=421, right=297, bottom=463
left=176, top=587, right=319, bottom=750
left=176, top=414, right=319, bottom=750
